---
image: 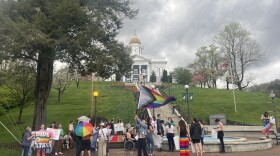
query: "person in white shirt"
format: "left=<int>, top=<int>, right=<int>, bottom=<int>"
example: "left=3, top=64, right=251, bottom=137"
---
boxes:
left=68, top=121, right=74, bottom=138
left=106, top=123, right=112, bottom=155
left=98, top=123, right=109, bottom=156
left=165, top=123, right=175, bottom=151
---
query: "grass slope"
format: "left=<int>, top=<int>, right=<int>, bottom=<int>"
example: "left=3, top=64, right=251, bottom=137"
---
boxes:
left=163, top=83, right=280, bottom=125
left=0, top=81, right=136, bottom=154
left=0, top=81, right=279, bottom=155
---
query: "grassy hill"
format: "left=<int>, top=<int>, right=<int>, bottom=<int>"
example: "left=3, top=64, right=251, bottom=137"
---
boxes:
left=0, top=81, right=136, bottom=145
left=161, top=83, right=280, bottom=125
left=0, top=81, right=279, bottom=155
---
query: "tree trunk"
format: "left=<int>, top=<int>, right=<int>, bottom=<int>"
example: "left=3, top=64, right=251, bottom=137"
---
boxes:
left=76, top=78, right=80, bottom=88
left=32, top=52, right=54, bottom=130
left=18, top=106, right=23, bottom=123
left=213, top=79, right=217, bottom=88
left=237, top=82, right=243, bottom=91
left=226, top=80, right=229, bottom=90
left=58, top=90, right=61, bottom=103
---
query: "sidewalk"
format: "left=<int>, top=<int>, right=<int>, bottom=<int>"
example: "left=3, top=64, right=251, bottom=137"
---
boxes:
left=108, top=145, right=280, bottom=156
left=63, top=145, right=280, bottom=156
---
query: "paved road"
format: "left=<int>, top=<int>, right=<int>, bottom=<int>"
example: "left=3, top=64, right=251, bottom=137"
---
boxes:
left=63, top=145, right=280, bottom=156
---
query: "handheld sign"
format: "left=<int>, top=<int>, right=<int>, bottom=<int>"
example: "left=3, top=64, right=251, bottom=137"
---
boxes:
left=46, top=128, right=61, bottom=140
left=32, top=130, right=52, bottom=149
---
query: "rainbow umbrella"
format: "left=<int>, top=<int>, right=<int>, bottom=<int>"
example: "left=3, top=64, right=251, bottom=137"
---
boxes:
left=74, top=122, right=93, bottom=137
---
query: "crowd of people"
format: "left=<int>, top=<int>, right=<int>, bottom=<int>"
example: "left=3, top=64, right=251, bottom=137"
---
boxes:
left=21, top=122, right=75, bottom=156
left=20, top=115, right=226, bottom=156
left=21, top=117, right=125, bottom=156
left=125, top=114, right=225, bottom=156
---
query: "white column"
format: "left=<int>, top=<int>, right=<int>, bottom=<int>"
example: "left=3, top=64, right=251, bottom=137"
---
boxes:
left=147, top=64, right=150, bottom=82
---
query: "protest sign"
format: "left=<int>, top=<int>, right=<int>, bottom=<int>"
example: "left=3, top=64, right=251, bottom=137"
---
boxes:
left=32, top=130, right=52, bottom=149
left=46, top=128, right=61, bottom=140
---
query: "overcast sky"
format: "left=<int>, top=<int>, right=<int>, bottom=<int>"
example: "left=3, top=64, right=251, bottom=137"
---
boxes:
left=117, top=0, right=280, bottom=85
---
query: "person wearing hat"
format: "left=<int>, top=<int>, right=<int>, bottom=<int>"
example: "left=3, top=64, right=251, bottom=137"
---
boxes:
left=98, top=123, right=109, bottom=156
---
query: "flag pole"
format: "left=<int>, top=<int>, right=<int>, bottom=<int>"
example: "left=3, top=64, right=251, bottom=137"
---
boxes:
left=229, top=61, right=237, bottom=113
left=0, top=121, right=21, bottom=144
left=91, top=73, right=94, bottom=117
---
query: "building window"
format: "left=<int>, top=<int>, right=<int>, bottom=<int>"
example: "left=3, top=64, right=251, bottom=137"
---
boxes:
left=142, top=69, right=146, bottom=74
left=133, top=68, right=139, bottom=74
left=133, top=75, right=139, bottom=81
left=159, top=67, right=163, bottom=75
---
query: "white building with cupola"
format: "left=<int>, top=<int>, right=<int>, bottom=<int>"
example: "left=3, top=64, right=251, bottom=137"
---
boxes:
left=125, top=33, right=167, bottom=83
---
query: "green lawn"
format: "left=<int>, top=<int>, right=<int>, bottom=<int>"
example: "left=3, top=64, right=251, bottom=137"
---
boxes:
left=0, top=81, right=279, bottom=154
left=162, top=83, right=280, bottom=125
left=0, top=81, right=136, bottom=154
left=0, top=148, right=19, bottom=156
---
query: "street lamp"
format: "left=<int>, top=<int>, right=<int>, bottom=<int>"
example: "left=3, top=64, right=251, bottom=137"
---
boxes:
left=93, top=90, right=99, bottom=125
left=270, top=90, right=278, bottom=133
left=184, top=84, right=190, bottom=121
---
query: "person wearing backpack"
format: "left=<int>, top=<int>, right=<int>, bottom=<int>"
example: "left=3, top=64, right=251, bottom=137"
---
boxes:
left=190, top=118, right=203, bottom=156
left=98, top=123, right=109, bottom=156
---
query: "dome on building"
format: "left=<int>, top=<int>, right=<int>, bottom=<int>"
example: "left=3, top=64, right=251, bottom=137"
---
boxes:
left=129, top=34, right=141, bottom=44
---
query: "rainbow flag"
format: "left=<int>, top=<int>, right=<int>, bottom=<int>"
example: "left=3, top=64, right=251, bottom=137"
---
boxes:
left=138, top=85, right=176, bottom=109
left=262, top=122, right=273, bottom=134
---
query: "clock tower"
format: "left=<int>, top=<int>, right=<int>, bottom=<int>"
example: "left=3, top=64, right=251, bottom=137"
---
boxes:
left=126, top=32, right=167, bottom=83
left=129, top=33, right=142, bottom=55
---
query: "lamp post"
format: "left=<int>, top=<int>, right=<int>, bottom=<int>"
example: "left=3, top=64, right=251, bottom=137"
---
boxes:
left=151, top=84, right=156, bottom=117
left=270, top=90, right=278, bottom=133
left=168, top=74, right=171, bottom=96
left=184, top=84, right=190, bottom=121
left=93, top=90, right=99, bottom=124
left=91, top=73, right=94, bottom=117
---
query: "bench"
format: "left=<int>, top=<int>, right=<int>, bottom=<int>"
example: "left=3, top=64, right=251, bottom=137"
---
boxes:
left=274, top=133, right=280, bottom=144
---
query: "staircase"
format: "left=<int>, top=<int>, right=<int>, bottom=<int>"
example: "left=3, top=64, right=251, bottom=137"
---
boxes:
left=144, top=83, right=182, bottom=135
left=125, top=82, right=184, bottom=150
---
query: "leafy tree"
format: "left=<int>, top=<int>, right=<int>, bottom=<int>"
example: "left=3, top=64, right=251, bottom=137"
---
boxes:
left=247, top=79, right=280, bottom=98
left=192, top=75, right=205, bottom=88
left=172, top=67, right=192, bottom=84
left=52, top=66, right=73, bottom=102
left=0, top=86, right=12, bottom=116
left=161, top=69, right=168, bottom=82
left=113, top=46, right=133, bottom=81
left=2, top=61, right=35, bottom=123
left=0, top=0, right=137, bottom=129
left=267, top=79, right=280, bottom=98
left=215, top=23, right=264, bottom=91
left=150, top=71, right=157, bottom=82
left=189, top=45, right=221, bottom=88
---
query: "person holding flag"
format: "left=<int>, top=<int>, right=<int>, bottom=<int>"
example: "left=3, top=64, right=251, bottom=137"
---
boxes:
left=261, top=112, right=275, bottom=139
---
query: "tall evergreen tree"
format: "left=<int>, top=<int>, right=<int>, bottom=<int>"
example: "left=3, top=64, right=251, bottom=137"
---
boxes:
left=0, top=0, right=137, bottom=129
left=168, top=73, right=173, bottom=83
left=161, top=69, right=168, bottom=82
left=150, top=71, right=157, bottom=82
